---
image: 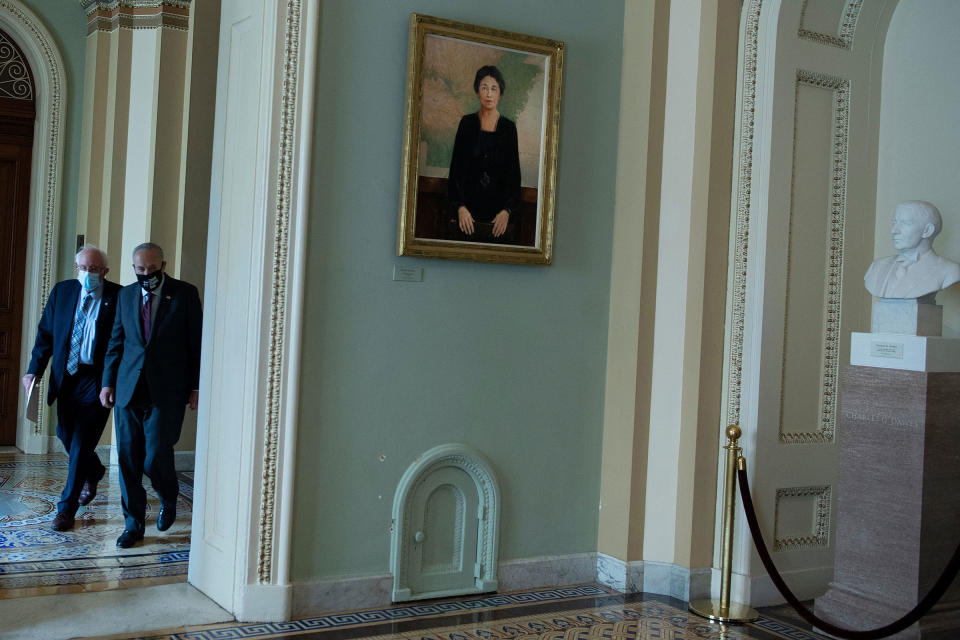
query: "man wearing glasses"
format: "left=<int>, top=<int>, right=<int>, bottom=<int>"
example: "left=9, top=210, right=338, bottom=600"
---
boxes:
left=23, top=245, right=122, bottom=531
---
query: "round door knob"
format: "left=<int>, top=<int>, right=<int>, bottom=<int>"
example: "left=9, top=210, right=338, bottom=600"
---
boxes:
left=414, top=531, right=424, bottom=543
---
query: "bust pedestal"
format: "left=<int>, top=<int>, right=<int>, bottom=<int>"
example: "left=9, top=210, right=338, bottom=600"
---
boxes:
left=813, top=366, right=960, bottom=638
left=871, top=299, right=942, bottom=336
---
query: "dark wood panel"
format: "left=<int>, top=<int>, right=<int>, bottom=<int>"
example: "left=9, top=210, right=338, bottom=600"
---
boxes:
left=0, top=369, right=7, bottom=421
left=0, top=157, right=19, bottom=311
left=0, top=139, right=32, bottom=444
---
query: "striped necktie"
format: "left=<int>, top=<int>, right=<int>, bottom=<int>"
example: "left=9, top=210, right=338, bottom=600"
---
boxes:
left=66, top=293, right=92, bottom=375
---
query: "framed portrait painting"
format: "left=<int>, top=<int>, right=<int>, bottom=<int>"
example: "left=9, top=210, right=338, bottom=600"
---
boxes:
left=397, top=14, right=564, bottom=265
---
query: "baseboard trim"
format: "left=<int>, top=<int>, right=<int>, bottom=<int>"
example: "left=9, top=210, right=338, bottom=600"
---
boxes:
left=293, top=553, right=600, bottom=618
left=95, top=444, right=114, bottom=466
left=92, top=445, right=194, bottom=472
left=726, top=565, right=832, bottom=606
left=21, top=433, right=57, bottom=454
left=174, top=450, right=195, bottom=472
left=235, top=582, right=293, bottom=622
left=292, top=573, right=394, bottom=618
left=643, top=561, right=711, bottom=601
left=596, top=553, right=643, bottom=593
left=292, top=555, right=720, bottom=618
left=498, top=552, right=598, bottom=593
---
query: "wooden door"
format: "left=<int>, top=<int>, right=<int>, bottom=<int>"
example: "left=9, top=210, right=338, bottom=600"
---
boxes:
left=0, top=28, right=37, bottom=446
left=0, top=134, right=32, bottom=445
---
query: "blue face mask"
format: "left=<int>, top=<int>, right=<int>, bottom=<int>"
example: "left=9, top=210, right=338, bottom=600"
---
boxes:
left=78, top=270, right=102, bottom=291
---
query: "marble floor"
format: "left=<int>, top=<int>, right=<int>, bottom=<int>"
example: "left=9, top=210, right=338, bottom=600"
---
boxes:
left=0, top=451, right=192, bottom=596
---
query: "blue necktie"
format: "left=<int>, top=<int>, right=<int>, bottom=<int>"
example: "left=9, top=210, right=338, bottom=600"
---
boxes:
left=66, top=293, right=92, bottom=375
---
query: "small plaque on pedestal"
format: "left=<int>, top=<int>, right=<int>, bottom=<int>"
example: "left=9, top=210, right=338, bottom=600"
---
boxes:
left=850, top=332, right=960, bottom=372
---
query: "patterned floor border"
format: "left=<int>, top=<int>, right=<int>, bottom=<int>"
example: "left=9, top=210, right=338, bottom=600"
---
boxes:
left=123, top=588, right=822, bottom=640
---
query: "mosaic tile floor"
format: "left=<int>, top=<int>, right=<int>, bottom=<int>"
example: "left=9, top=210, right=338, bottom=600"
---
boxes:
left=98, top=588, right=821, bottom=640
left=0, top=451, right=192, bottom=593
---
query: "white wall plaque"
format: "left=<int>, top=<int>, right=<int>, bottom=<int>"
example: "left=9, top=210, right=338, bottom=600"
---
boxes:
left=851, top=332, right=960, bottom=372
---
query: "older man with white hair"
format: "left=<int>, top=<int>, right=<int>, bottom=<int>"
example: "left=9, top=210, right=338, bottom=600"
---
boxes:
left=864, top=200, right=960, bottom=300
left=23, top=245, right=122, bottom=531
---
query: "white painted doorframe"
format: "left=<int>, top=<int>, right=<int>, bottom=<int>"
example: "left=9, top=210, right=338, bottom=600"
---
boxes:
left=188, top=0, right=318, bottom=622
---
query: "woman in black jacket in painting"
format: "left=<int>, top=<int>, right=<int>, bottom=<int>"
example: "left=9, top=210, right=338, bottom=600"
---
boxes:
left=448, top=65, right=522, bottom=241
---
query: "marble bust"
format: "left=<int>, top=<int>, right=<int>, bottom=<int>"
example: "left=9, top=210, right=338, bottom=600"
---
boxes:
left=864, top=200, right=960, bottom=299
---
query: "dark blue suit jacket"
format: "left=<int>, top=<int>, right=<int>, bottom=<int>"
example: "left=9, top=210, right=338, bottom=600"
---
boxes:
left=27, top=279, right=122, bottom=405
left=102, top=275, right=202, bottom=409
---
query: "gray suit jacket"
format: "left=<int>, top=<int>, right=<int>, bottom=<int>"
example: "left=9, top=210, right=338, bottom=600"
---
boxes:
left=103, top=275, right=202, bottom=409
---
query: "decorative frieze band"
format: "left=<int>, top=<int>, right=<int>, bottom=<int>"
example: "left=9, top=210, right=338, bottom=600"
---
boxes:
left=723, top=0, right=763, bottom=432
left=81, top=0, right=191, bottom=34
left=258, top=0, right=302, bottom=585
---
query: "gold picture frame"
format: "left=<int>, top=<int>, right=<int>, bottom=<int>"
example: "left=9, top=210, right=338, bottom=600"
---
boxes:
left=397, top=14, right=564, bottom=265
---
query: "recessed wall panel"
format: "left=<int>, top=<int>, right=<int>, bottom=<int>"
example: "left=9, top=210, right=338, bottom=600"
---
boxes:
left=780, top=72, right=849, bottom=443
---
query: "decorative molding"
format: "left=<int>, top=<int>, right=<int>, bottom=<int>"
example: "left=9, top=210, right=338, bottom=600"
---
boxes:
left=81, top=0, right=191, bottom=33
left=257, top=0, right=302, bottom=586
left=798, top=0, right=863, bottom=50
left=0, top=1, right=64, bottom=444
left=0, top=29, right=33, bottom=100
left=773, top=484, right=832, bottom=551
left=390, top=444, right=501, bottom=601
left=779, top=70, right=849, bottom=445
left=723, top=0, right=763, bottom=432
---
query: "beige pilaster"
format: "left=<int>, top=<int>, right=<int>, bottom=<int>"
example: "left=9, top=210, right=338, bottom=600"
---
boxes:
left=78, top=0, right=192, bottom=269
left=597, top=0, right=669, bottom=566
left=641, top=0, right=738, bottom=576
left=599, top=0, right=737, bottom=599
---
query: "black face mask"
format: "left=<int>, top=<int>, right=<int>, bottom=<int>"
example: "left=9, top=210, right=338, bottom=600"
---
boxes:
left=137, top=270, right=162, bottom=292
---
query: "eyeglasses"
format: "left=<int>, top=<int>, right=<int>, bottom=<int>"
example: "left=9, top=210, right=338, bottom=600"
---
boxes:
left=76, top=265, right=108, bottom=274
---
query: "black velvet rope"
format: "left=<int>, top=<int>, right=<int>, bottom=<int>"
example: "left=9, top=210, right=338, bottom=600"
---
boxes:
left=737, top=468, right=960, bottom=639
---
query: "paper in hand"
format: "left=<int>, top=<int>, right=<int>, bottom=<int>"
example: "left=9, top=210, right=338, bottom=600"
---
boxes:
left=25, top=377, right=39, bottom=423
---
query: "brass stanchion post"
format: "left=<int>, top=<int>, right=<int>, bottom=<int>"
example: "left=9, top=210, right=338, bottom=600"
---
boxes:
left=689, top=425, right=759, bottom=623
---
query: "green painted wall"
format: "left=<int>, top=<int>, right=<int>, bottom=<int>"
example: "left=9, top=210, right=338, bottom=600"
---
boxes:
left=18, top=0, right=86, bottom=278
left=293, top=0, right=624, bottom=580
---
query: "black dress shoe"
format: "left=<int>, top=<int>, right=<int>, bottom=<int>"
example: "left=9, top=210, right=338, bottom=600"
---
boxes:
left=79, top=465, right=106, bottom=506
left=157, top=503, right=176, bottom=531
left=52, top=512, right=75, bottom=531
left=116, top=529, right=144, bottom=548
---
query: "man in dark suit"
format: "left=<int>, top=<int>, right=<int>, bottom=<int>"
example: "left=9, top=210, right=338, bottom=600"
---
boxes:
left=23, top=245, right=121, bottom=531
left=100, top=242, right=202, bottom=548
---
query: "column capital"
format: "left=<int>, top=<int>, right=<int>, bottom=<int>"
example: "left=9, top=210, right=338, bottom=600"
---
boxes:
left=80, top=0, right=191, bottom=33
